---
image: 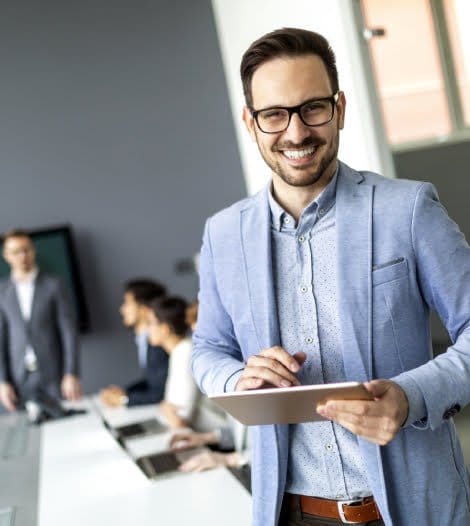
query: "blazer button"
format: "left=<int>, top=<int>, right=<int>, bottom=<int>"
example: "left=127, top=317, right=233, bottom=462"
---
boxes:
left=443, top=404, right=461, bottom=420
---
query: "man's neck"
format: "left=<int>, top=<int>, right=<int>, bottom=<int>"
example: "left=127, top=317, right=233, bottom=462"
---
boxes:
left=12, top=267, right=38, bottom=282
left=271, top=165, right=337, bottom=222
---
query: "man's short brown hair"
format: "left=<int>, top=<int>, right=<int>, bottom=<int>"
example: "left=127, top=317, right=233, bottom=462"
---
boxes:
left=240, top=27, right=339, bottom=108
left=2, top=228, right=32, bottom=245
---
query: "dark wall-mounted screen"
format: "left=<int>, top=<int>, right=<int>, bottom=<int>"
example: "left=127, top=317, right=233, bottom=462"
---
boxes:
left=0, top=225, right=90, bottom=332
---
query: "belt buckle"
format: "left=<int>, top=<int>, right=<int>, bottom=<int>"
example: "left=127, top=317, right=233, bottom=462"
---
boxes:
left=337, top=499, right=363, bottom=524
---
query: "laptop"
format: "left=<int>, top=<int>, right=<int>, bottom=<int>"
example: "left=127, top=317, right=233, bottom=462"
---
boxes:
left=113, top=418, right=167, bottom=440
left=135, top=446, right=208, bottom=480
left=91, top=398, right=167, bottom=439
left=92, top=399, right=205, bottom=480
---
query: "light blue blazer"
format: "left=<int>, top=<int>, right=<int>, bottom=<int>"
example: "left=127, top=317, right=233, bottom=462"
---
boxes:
left=193, top=162, right=470, bottom=526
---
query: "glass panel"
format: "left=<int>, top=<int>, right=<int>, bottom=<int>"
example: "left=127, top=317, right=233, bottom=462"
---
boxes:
left=443, top=0, right=470, bottom=126
left=362, top=0, right=451, bottom=144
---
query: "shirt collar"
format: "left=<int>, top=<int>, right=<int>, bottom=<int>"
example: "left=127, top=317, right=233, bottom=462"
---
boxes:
left=135, top=329, right=148, bottom=347
left=268, top=167, right=339, bottom=231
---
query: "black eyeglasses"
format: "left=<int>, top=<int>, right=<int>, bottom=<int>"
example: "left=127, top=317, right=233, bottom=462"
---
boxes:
left=251, top=92, right=340, bottom=134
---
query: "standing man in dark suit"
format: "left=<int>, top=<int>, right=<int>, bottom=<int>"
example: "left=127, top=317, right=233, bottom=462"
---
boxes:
left=0, top=229, right=81, bottom=411
left=100, top=279, right=169, bottom=407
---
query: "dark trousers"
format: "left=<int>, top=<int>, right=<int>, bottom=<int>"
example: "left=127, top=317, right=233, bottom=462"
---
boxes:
left=278, top=499, right=385, bottom=526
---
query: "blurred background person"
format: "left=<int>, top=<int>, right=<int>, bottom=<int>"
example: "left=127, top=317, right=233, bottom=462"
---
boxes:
left=0, top=229, right=81, bottom=411
left=147, top=295, right=199, bottom=428
left=100, top=278, right=169, bottom=407
left=169, top=299, right=250, bottom=473
left=170, top=419, right=250, bottom=473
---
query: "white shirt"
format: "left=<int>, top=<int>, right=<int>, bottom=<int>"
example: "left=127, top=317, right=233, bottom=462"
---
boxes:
left=13, top=267, right=38, bottom=321
left=12, top=268, right=39, bottom=370
left=164, top=338, right=199, bottom=420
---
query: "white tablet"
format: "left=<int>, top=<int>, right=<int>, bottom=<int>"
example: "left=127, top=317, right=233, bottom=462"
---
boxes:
left=209, top=382, right=372, bottom=425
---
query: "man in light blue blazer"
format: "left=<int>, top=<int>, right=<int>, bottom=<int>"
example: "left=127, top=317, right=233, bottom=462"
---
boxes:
left=192, top=28, right=470, bottom=526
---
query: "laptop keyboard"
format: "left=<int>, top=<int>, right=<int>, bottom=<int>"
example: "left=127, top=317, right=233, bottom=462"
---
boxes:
left=148, top=452, right=181, bottom=473
left=137, top=451, right=181, bottom=478
left=115, top=419, right=166, bottom=439
left=117, top=423, right=145, bottom=438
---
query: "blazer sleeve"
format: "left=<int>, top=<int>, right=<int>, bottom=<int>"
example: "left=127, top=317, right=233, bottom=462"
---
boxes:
left=53, top=277, right=80, bottom=377
left=192, top=219, right=246, bottom=395
left=392, top=182, right=470, bottom=430
left=126, top=345, right=168, bottom=406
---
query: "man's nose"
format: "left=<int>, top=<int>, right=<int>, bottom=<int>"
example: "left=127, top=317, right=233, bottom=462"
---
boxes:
left=283, top=112, right=311, bottom=144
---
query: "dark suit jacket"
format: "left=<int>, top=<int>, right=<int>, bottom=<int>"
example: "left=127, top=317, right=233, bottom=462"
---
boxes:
left=0, top=272, right=79, bottom=398
left=125, top=343, right=168, bottom=406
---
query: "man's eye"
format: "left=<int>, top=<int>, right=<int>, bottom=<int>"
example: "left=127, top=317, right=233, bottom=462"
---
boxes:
left=302, top=101, right=328, bottom=114
left=260, top=109, right=286, bottom=121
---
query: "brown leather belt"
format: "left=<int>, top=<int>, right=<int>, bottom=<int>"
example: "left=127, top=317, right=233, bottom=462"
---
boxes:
left=286, top=493, right=382, bottom=524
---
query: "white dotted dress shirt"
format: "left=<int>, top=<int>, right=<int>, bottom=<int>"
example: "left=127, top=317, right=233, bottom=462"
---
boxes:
left=269, top=172, right=371, bottom=499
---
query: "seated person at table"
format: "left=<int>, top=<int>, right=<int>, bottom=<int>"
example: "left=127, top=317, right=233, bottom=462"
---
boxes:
left=170, top=417, right=250, bottom=473
left=147, top=296, right=199, bottom=429
left=100, top=279, right=169, bottom=407
left=168, top=300, right=250, bottom=472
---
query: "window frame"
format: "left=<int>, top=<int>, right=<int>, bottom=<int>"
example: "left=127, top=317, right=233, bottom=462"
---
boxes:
left=354, top=0, right=470, bottom=152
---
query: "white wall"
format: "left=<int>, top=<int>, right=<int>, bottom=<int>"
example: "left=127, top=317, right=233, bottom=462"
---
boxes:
left=211, top=0, right=395, bottom=195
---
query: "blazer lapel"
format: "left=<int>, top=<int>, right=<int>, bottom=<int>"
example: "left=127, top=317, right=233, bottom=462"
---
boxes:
left=336, top=163, right=373, bottom=381
left=29, top=272, right=44, bottom=331
left=4, top=279, right=24, bottom=323
left=240, top=186, right=280, bottom=351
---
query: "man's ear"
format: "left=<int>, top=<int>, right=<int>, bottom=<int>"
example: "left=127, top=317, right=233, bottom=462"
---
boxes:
left=337, top=91, right=346, bottom=130
left=242, top=106, right=257, bottom=142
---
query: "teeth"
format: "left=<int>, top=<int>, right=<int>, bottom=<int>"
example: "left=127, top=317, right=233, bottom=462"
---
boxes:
left=283, top=146, right=316, bottom=159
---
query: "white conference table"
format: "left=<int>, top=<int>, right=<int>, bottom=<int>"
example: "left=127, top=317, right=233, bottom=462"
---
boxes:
left=35, top=397, right=251, bottom=526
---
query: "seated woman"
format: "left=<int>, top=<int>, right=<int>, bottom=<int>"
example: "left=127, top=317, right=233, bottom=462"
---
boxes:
left=147, top=296, right=199, bottom=429
left=168, top=300, right=250, bottom=473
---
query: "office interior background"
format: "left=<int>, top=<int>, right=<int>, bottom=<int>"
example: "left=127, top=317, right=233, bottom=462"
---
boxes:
left=1, top=0, right=469, bottom=433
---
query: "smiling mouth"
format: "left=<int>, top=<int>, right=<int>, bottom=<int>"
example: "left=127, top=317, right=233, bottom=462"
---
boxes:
left=282, top=145, right=317, bottom=160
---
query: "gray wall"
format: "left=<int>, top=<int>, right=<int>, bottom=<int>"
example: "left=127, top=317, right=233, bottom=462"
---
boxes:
left=0, top=3, right=246, bottom=393
left=394, top=139, right=470, bottom=345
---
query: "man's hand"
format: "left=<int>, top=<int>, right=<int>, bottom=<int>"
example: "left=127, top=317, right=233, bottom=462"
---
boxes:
left=235, top=346, right=307, bottom=391
left=178, top=450, right=241, bottom=473
left=61, top=374, right=82, bottom=401
left=99, top=385, right=125, bottom=407
left=317, top=380, right=409, bottom=446
left=0, top=382, right=18, bottom=412
left=170, top=431, right=218, bottom=451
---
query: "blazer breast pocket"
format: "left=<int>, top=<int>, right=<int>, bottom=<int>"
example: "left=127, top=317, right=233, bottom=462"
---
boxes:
left=372, top=257, right=408, bottom=286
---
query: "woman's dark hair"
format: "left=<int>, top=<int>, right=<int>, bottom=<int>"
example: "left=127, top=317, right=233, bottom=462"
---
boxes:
left=150, top=296, right=189, bottom=337
left=240, top=27, right=339, bottom=108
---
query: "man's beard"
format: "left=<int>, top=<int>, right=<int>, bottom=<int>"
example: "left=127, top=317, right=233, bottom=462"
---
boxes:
left=257, top=134, right=339, bottom=188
